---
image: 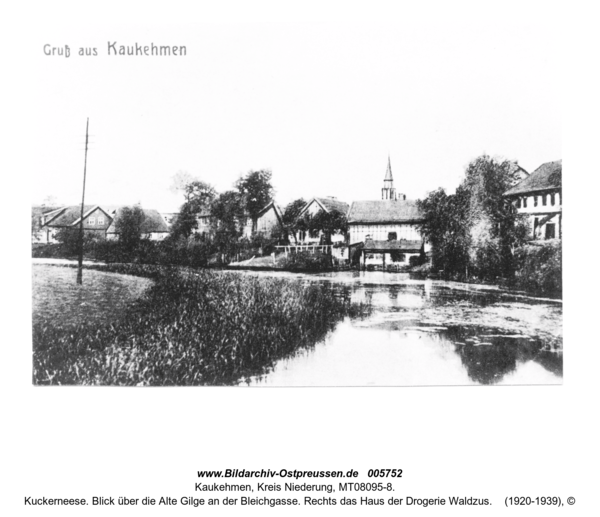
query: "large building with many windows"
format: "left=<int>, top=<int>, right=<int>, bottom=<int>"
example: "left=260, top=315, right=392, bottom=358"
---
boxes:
left=503, top=159, right=562, bottom=240
left=347, top=158, right=426, bottom=267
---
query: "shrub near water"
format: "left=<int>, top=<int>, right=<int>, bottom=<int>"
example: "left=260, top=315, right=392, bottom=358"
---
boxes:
left=33, top=268, right=363, bottom=385
left=513, top=241, right=562, bottom=296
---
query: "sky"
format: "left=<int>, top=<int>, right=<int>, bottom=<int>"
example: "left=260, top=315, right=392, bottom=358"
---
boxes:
left=28, top=5, right=561, bottom=213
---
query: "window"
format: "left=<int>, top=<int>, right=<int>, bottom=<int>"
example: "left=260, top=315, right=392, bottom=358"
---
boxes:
left=523, top=197, right=527, bottom=208
left=97, top=217, right=104, bottom=225
left=388, top=232, right=397, bottom=241
left=88, top=217, right=95, bottom=226
left=542, top=194, right=547, bottom=206
left=545, top=223, right=555, bottom=239
left=516, top=198, right=521, bottom=208
left=534, top=196, right=538, bottom=207
left=551, top=193, right=555, bottom=206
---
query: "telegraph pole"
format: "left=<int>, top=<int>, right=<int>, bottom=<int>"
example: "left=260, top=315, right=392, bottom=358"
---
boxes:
left=76, top=118, right=89, bottom=285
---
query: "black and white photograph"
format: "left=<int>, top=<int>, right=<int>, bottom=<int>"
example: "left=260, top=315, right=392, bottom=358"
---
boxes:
left=4, top=1, right=599, bottom=515
left=29, top=11, right=563, bottom=388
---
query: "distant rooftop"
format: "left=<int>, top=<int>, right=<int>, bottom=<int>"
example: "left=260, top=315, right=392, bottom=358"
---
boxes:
left=504, top=160, right=562, bottom=196
left=107, top=207, right=169, bottom=234
left=347, top=199, right=424, bottom=224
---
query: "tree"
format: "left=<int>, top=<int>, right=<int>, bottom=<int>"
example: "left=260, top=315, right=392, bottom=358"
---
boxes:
left=115, top=205, right=146, bottom=252
left=211, top=190, right=246, bottom=255
left=462, top=155, right=527, bottom=278
left=235, top=169, right=274, bottom=232
left=282, top=198, right=307, bottom=243
left=180, top=180, right=216, bottom=206
left=31, top=210, right=43, bottom=242
left=169, top=170, right=197, bottom=200
left=307, top=210, right=348, bottom=245
left=418, top=155, right=527, bottom=280
left=170, top=180, right=216, bottom=239
left=55, top=227, right=101, bottom=256
left=418, top=187, right=470, bottom=275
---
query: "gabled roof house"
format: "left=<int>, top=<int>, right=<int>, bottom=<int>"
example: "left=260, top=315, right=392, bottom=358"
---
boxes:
left=504, top=159, right=562, bottom=240
left=255, top=200, right=284, bottom=237
left=39, top=205, right=113, bottom=244
left=106, top=207, right=170, bottom=241
left=296, top=196, right=349, bottom=244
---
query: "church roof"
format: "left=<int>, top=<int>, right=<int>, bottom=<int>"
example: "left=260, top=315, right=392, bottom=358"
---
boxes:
left=347, top=199, right=424, bottom=224
left=504, top=160, right=562, bottom=196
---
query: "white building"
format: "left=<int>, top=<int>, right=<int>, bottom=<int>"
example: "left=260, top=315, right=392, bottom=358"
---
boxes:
left=503, top=160, right=562, bottom=240
left=296, top=196, right=349, bottom=244
left=347, top=158, right=426, bottom=267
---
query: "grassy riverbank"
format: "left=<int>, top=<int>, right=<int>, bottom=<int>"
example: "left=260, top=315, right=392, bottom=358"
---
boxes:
left=32, top=264, right=368, bottom=385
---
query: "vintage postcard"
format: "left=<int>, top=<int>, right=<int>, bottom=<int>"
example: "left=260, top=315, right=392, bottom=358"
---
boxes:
left=29, top=13, right=562, bottom=388
left=5, top=1, right=597, bottom=515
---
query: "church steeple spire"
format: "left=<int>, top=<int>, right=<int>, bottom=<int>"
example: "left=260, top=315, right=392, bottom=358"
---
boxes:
left=382, top=155, right=397, bottom=200
left=384, top=155, right=393, bottom=182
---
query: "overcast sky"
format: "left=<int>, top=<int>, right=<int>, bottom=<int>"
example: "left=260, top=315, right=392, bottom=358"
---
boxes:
left=30, top=8, right=561, bottom=212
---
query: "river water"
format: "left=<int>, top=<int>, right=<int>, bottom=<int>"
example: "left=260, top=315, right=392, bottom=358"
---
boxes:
left=236, top=270, right=562, bottom=387
left=32, top=262, right=563, bottom=387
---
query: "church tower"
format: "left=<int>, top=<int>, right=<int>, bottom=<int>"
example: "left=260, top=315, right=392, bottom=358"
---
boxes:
left=381, top=156, right=397, bottom=200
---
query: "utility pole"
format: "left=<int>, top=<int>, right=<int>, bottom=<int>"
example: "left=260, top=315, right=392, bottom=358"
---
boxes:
left=77, top=118, right=89, bottom=285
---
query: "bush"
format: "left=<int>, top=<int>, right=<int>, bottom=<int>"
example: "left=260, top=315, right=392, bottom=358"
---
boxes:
left=408, top=262, right=432, bottom=278
left=513, top=241, right=562, bottom=296
left=280, top=251, right=332, bottom=272
left=32, top=230, right=104, bottom=259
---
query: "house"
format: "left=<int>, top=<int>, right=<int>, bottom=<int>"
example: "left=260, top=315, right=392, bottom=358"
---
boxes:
left=503, top=159, right=562, bottom=240
left=106, top=207, right=170, bottom=241
left=255, top=201, right=284, bottom=238
left=32, top=205, right=62, bottom=242
left=39, top=205, right=113, bottom=244
left=347, top=158, right=427, bottom=267
left=508, top=161, right=530, bottom=183
left=297, top=196, right=349, bottom=244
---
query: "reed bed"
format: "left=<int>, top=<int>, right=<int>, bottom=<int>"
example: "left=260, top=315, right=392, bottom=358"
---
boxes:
left=33, top=265, right=368, bottom=385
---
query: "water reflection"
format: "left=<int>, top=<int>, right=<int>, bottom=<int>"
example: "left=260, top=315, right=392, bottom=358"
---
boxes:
left=240, top=270, right=562, bottom=386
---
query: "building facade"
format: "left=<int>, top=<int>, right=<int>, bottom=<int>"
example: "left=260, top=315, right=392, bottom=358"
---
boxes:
left=348, top=158, right=426, bottom=267
left=503, top=159, right=562, bottom=240
left=255, top=201, right=284, bottom=238
left=39, top=205, right=113, bottom=243
left=297, top=196, right=349, bottom=244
